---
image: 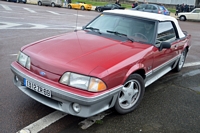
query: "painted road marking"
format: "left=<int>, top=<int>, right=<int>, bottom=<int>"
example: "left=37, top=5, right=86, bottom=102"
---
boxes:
left=17, top=111, right=67, bottom=133
left=0, top=4, right=12, bottom=11
left=0, top=22, right=22, bottom=29
left=184, top=62, right=200, bottom=67
left=28, top=23, right=48, bottom=29
left=23, top=8, right=36, bottom=13
left=47, top=11, right=60, bottom=15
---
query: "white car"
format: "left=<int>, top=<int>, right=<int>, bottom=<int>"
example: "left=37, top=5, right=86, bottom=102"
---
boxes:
left=178, top=8, right=200, bottom=21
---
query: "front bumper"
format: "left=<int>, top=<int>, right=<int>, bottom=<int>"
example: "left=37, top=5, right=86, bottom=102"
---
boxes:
left=10, top=62, right=122, bottom=118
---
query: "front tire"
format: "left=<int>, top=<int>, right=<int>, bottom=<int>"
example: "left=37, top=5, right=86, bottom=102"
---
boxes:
left=174, top=49, right=187, bottom=72
left=97, top=8, right=102, bottom=12
left=180, top=15, right=186, bottom=21
left=115, top=74, right=145, bottom=114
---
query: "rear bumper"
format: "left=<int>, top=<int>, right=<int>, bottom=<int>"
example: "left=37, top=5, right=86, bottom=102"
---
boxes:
left=10, top=62, right=122, bottom=117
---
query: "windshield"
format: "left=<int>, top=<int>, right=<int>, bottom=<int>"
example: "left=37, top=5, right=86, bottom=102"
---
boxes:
left=85, top=13, right=155, bottom=43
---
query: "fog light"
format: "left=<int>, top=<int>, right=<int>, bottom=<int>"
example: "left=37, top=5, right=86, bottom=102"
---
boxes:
left=72, top=103, right=81, bottom=113
left=15, top=75, right=19, bottom=82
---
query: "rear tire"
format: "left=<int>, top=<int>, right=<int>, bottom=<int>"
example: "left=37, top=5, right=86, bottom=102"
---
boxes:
left=68, top=5, right=72, bottom=9
left=81, top=6, right=85, bottom=10
left=115, top=74, right=145, bottom=114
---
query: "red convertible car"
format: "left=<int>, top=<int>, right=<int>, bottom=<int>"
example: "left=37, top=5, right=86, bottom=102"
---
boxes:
left=11, top=10, right=191, bottom=118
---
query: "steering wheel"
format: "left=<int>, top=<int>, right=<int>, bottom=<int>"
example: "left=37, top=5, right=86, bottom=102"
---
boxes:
left=132, top=33, right=148, bottom=41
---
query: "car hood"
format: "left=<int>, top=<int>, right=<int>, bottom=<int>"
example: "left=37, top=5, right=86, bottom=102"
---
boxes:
left=22, top=30, right=151, bottom=76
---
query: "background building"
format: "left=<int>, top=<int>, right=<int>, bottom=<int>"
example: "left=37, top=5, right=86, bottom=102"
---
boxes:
left=137, top=0, right=200, bottom=7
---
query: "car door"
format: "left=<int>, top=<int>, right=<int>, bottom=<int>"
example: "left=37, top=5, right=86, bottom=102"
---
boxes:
left=135, top=4, right=146, bottom=11
left=104, top=4, right=112, bottom=10
left=145, top=5, right=154, bottom=13
left=149, top=21, right=181, bottom=80
left=188, top=9, right=200, bottom=20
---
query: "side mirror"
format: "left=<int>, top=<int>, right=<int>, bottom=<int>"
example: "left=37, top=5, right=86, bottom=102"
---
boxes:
left=159, top=42, right=171, bottom=51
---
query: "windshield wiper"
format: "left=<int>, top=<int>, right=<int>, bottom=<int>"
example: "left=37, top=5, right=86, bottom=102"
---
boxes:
left=106, top=30, right=134, bottom=42
left=85, top=27, right=101, bottom=34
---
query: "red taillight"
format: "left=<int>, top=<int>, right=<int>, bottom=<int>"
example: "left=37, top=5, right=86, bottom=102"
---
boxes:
left=158, top=10, right=162, bottom=14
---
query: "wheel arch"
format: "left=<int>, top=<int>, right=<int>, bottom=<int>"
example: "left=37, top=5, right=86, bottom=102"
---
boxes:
left=180, top=15, right=187, bottom=21
left=123, top=64, right=146, bottom=84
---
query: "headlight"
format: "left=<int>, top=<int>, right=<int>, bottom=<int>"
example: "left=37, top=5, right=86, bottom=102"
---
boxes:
left=17, top=51, right=31, bottom=70
left=59, top=72, right=107, bottom=92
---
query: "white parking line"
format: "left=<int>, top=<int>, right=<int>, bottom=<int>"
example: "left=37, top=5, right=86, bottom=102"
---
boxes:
left=0, top=4, right=12, bottom=11
left=23, top=8, right=36, bottom=13
left=47, top=11, right=60, bottom=15
left=184, top=62, right=200, bottom=67
left=17, top=111, right=67, bottom=133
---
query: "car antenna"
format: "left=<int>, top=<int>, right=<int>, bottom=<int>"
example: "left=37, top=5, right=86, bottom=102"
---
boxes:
left=74, top=10, right=79, bottom=32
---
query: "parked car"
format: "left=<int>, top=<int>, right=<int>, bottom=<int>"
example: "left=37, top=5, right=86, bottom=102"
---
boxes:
left=160, top=5, right=170, bottom=15
left=132, top=4, right=170, bottom=15
left=38, top=0, right=62, bottom=7
left=178, top=8, right=200, bottom=21
left=11, top=10, right=191, bottom=118
left=6, top=0, right=26, bottom=4
left=68, top=2, right=92, bottom=10
left=95, top=4, right=125, bottom=12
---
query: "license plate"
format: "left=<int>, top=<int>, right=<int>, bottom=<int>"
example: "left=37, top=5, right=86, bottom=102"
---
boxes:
left=24, top=78, right=51, bottom=98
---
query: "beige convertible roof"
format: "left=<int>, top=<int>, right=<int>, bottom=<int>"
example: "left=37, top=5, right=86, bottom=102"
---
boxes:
left=104, top=10, right=185, bottom=38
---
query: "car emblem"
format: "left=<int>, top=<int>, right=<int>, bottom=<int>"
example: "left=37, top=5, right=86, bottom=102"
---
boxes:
left=40, top=71, right=46, bottom=76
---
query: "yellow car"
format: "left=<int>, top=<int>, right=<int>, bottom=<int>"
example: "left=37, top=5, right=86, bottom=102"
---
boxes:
left=68, top=2, right=92, bottom=10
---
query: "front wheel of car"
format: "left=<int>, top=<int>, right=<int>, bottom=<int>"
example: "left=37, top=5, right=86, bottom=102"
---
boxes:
left=7, top=0, right=9, bottom=2
left=180, top=15, right=186, bottom=21
left=174, top=49, right=187, bottom=72
left=115, top=74, right=145, bottom=114
left=97, top=8, right=101, bottom=12
left=38, top=1, right=42, bottom=6
left=16, top=0, right=19, bottom=3
left=81, top=6, right=85, bottom=10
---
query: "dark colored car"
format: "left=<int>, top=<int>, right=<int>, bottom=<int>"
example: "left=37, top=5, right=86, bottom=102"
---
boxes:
left=6, top=0, right=26, bottom=3
left=95, top=4, right=125, bottom=12
left=132, top=4, right=170, bottom=15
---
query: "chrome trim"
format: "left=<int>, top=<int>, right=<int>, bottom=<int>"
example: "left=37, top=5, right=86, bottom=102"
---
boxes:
left=144, top=54, right=180, bottom=87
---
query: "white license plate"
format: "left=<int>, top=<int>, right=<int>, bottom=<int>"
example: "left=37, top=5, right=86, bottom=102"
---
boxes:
left=24, top=78, right=51, bottom=98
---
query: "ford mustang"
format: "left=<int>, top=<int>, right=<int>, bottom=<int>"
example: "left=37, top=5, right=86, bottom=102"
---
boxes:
left=11, top=10, right=191, bottom=118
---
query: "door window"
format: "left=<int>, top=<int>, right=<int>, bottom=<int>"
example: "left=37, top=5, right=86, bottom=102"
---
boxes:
left=156, top=21, right=176, bottom=46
